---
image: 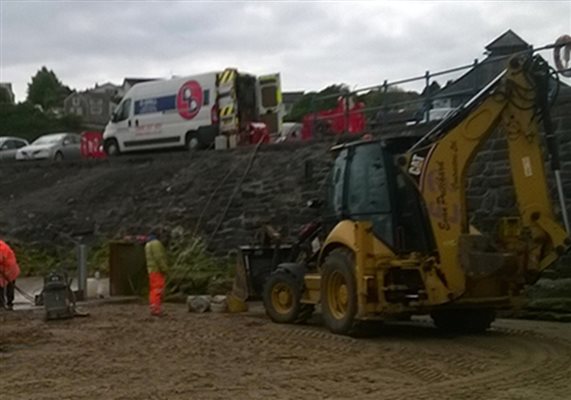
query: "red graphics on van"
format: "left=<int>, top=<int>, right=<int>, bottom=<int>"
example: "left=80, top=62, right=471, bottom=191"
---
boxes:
left=176, top=80, right=203, bottom=120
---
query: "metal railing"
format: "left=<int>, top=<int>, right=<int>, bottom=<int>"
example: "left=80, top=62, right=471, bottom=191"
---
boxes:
left=302, top=43, right=566, bottom=137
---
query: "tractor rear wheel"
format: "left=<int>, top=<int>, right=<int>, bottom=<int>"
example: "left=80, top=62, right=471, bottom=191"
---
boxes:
left=263, top=271, right=313, bottom=324
left=321, top=248, right=358, bottom=335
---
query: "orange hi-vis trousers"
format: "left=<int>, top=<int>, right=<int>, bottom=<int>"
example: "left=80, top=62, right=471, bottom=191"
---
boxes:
left=149, top=272, right=165, bottom=315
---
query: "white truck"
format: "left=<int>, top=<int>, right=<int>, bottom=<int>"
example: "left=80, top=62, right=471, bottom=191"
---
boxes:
left=103, top=69, right=283, bottom=155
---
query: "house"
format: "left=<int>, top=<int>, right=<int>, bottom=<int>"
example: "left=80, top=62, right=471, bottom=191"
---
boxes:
left=282, top=91, right=305, bottom=115
left=433, top=30, right=533, bottom=109
left=91, top=82, right=121, bottom=95
left=64, top=87, right=118, bottom=130
left=121, top=78, right=159, bottom=96
left=63, top=78, right=158, bottom=129
left=0, top=82, right=16, bottom=104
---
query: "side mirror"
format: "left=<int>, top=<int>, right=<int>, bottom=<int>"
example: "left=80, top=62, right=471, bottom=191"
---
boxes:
left=1, top=144, right=8, bottom=150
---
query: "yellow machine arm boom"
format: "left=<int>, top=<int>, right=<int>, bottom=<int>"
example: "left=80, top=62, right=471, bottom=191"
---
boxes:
left=403, top=55, right=571, bottom=300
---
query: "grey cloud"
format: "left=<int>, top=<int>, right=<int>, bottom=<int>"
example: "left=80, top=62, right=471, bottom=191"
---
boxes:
left=1, top=1, right=570, bottom=101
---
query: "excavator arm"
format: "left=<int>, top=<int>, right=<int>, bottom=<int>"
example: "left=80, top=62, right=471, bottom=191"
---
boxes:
left=403, top=55, right=571, bottom=301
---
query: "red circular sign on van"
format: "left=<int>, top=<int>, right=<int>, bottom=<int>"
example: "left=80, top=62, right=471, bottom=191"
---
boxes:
left=177, top=80, right=203, bottom=120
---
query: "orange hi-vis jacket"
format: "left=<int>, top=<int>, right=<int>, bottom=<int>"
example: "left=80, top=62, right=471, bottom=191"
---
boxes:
left=0, top=240, right=20, bottom=286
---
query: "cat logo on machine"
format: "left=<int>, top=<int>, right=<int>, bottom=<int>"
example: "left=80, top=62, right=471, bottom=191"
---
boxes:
left=408, top=154, right=425, bottom=176
left=177, top=80, right=203, bottom=120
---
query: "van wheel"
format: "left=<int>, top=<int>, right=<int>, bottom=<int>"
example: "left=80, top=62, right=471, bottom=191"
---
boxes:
left=104, top=139, right=120, bottom=156
left=54, top=151, right=64, bottom=161
left=186, top=132, right=201, bottom=151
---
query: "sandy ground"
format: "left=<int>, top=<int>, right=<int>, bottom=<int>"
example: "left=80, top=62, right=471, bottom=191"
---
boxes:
left=1, top=303, right=570, bottom=400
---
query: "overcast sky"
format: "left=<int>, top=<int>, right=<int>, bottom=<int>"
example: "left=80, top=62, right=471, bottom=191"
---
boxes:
left=1, top=1, right=570, bottom=102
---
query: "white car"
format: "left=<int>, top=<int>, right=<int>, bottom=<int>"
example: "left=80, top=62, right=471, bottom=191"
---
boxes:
left=16, top=133, right=81, bottom=161
left=406, top=107, right=456, bottom=126
left=0, top=136, right=29, bottom=160
left=277, top=122, right=302, bottom=142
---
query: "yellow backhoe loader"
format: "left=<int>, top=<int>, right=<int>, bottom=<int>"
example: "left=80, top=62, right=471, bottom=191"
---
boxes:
left=262, top=54, right=571, bottom=334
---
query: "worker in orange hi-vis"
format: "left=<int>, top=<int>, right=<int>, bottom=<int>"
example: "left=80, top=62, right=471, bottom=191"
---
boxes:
left=0, top=239, right=21, bottom=311
left=144, top=231, right=169, bottom=316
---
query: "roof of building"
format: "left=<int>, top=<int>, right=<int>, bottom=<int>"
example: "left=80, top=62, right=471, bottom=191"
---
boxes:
left=485, top=29, right=531, bottom=54
left=64, top=89, right=116, bottom=104
left=122, top=78, right=159, bottom=88
left=436, top=30, right=533, bottom=100
left=92, top=82, right=121, bottom=93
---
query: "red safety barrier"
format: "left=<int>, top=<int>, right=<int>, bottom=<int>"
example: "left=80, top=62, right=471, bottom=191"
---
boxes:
left=249, top=122, right=270, bottom=144
left=301, top=97, right=366, bottom=140
left=80, top=131, right=107, bottom=159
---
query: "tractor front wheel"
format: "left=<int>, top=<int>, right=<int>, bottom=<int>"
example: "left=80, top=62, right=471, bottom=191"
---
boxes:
left=263, top=270, right=313, bottom=324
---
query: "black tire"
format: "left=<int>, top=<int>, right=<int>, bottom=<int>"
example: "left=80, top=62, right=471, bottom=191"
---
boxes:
left=104, top=139, right=120, bottom=156
left=54, top=151, right=63, bottom=161
left=321, top=248, right=358, bottom=335
left=185, top=131, right=201, bottom=151
left=263, top=270, right=313, bottom=324
left=431, top=309, right=495, bottom=334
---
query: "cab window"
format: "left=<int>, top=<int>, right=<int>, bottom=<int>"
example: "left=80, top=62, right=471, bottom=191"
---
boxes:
left=2, top=140, right=19, bottom=150
left=64, top=135, right=80, bottom=145
left=114, top=99, right=132, bottom=122
left=346, top=143, right=391, bottom=215
left=327, top=148, right=348, bottom=218
left=14, top=139, right=27, bottom=149
left=346, top=143, right=393, bottom=246
left=261, top=86, right=278, bottom=108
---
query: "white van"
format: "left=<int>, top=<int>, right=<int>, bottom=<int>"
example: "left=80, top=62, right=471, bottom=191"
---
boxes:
left=103, top=68, right=283, bottom=155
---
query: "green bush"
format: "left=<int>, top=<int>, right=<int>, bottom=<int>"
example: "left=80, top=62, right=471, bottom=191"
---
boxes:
left=165, top=234, right=234, bottom=295
left=12, top=232, right=234, bottom=296
left=13, top=243, right=76, bottom=277
left=0, top=102, right=82, bottom=141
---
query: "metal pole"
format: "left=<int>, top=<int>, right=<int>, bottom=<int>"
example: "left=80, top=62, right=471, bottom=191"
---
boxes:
left=555, top=170, right=570, bottom=233
left=382, top=80, right=388, bottom=132
left=424, top=70, right=431, bottom=122
left=309, top=96, right=316, bottom=139
left=77, top=243, right=88, bottom=300
left=344, top=94, right=350, bottom=135
left=472, top=58, right=478, bottom=98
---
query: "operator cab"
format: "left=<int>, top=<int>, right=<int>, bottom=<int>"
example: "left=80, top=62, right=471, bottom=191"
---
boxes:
left=326, top=138, right=434, bottom=254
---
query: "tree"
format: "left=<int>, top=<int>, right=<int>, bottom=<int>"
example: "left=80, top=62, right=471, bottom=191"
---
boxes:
left=359, top=86, right=420, bottom=110
left=358, top=86, right=420, bottom=119
left=285, top=84, right=350, bottom=122
left=0, top=102, right=82, bottom=141
left=27, top=66, right=72, bottom=111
